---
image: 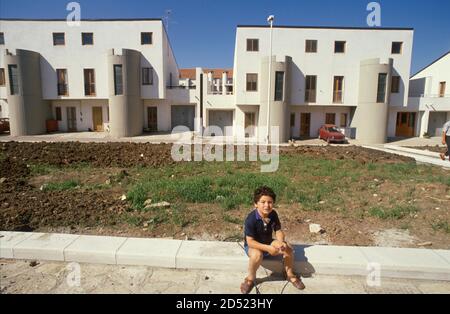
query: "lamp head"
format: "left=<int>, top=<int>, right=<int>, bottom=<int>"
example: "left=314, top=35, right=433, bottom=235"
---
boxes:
left=267, top=15, right=274, bottom=24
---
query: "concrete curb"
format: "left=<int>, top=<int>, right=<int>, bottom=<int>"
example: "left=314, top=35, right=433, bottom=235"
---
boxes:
left=1, top=231, right=449, bottom=281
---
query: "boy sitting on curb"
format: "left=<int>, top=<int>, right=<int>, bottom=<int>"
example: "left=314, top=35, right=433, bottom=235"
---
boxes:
left=240, top=186, right=306, bottom=294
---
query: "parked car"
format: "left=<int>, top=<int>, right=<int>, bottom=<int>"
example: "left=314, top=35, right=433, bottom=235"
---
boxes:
left=0, top=118, right=10, bottom=133
left=318, top=124, right=346, bottom=143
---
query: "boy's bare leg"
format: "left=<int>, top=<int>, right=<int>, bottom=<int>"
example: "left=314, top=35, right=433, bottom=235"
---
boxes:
left=247, top=248, right=263, bottom=281
left=271, top=240, right=296, bottom=278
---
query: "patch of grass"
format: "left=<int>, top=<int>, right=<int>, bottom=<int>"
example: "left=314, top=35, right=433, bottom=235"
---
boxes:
left=29, top=164, right=60, bottom=176
left=369, top=205, right=419, bottom=220
left=122, top=214, right=143, bottom=226
left=127, top=166, right=289, bottom=211
left=42, top=180, right=80, bottom=191
left=84, top=183, right=111, bottom=191
left=431, top=221, right=450, bottom=234
left=223, top=213, right=243, bottom=225
left=172, top=204, right=190, bottom=227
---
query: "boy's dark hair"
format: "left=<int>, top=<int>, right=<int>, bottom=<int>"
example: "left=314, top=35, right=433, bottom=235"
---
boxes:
left=253, top=186, right=277, bottom=204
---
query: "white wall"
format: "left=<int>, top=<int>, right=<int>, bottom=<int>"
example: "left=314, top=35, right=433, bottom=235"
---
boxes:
left=51, top=99, right=109, bottom=132
left=290, top=106, right=351, bottom=138
left=233, top=27, right=413, bottom=107
left=410, top=52, right=449, bottom=97
left=0, top=19, right=174, bottom=100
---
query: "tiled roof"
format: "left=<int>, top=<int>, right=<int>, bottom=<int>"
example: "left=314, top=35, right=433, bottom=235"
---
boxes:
left=179, top=68, right=233, bottom=80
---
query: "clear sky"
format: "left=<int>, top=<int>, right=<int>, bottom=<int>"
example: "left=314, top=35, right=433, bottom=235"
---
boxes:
left=1, top=0, right=449, bottom=75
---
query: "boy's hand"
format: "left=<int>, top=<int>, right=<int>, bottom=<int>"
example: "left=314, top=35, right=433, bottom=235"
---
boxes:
left=267, top=246, right=282, bottom=256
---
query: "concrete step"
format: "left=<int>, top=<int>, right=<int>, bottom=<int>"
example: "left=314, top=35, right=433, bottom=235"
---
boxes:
left=1, top=231, right=449, bottom=281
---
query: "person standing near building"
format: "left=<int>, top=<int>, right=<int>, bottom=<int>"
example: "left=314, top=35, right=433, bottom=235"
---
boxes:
left=440, top=120, right=450, bottom=161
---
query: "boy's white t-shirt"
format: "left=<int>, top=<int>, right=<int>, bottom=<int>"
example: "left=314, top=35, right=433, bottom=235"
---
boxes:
left=444, top=121, right=450, bottom=136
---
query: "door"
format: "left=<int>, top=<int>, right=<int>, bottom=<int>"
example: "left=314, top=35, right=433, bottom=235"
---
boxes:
left=147, top=107, right=158, bottom=132
left=209, top=110, right=233, bottom=136
left=245, top=112, right=256, bottom=138
left=67, top=107, right=77, bottom=132
left=300, top=113, right=311, bottom=138
left=92, top=107, right=103, bottom=132
left=396, top=112, right=416, bottom=137
left=171, top=106, right=195, bottom=131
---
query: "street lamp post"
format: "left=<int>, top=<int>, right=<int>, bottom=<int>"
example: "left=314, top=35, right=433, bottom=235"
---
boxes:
left=266, top=15, right=274, bottom=144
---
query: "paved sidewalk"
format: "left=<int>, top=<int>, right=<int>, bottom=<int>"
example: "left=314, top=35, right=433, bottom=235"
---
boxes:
left=1, top=259, right=449, bottom=294
left=364, top=145, right=450, bottom=169
left=2, top=232, right=449, bottom=282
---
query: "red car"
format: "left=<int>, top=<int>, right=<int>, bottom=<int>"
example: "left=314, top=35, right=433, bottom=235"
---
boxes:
left=318, top=124, right=346, bottom=143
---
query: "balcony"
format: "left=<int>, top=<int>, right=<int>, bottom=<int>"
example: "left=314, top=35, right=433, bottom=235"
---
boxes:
left=409, top=94, right=450, bottom=111
left=166, top=85, right=196, bottom=103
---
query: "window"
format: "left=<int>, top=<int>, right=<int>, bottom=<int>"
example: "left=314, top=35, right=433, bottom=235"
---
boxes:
left=392, top=42, right=403, bottom=54
left=141, top=32, right=153, bottom=45
left=326, top=113, right=336, bottom=125
left=113, top=65, right=123, bottom=95
left=333, top=76, right=344, bottom=103
left=84, top=69, right=96, bottom=96
left=56, top=69, right=68, bottom=96
left=247, top=39, right=259, bottom=52
left=439, top=82, right=446, bottom=97
left=53, top=33, right=65, bottom=46
left=246, top=74, right=258, bottom=92
left=290, top=113, right=295, bottom=128
left=55, top=107, right=62, bottom=121
left=340, top=113, right=348, bottom=127
left=8, top=65, right=19, bottom=95
left=305, top=75, right=317, bottom=102
left=142, top=68, right=153, bottom=85
left=305, top=40, right=317, bottom=53
left=0, top=68, right=5, bottom=86
left=0, top=33, right=4, bottom=45
left=377, top=73, right=388, bottom=103
left=82, top=33, right=94, bottom=45
left=334, top=41, right=346, bottom=53
left=274, top=71, right=284, bottom=101
left=391, top=76, right=400, bottom=93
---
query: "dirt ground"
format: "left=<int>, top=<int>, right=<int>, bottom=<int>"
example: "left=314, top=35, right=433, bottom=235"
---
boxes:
left=0, top=142, right=449, bottom=249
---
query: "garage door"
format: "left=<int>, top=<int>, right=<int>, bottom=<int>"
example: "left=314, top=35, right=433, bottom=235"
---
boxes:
left=171, top=106, right=195, bottom=131
left=209, top=110, right=233, bottom=135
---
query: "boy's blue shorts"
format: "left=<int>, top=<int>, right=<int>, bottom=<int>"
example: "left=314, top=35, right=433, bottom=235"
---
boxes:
left=244, top=245, right=271, bottom=258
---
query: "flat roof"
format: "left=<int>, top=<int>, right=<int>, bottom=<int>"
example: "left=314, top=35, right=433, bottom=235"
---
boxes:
left=237, top=25, right=414, bottom=31
left=0, top=18, right=162, bottom=22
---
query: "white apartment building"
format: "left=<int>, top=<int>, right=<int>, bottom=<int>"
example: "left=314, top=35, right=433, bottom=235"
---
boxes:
left=0, top=18, right=181, bottom=137
left=0, top=20, right=417, bottom=143
left=408, top=51, right=449, bottom=137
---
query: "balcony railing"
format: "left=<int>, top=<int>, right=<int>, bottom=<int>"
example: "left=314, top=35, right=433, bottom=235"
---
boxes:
left=57, top=83, right=68, bottom=96
left=167, top=85, right=196, bottom=90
